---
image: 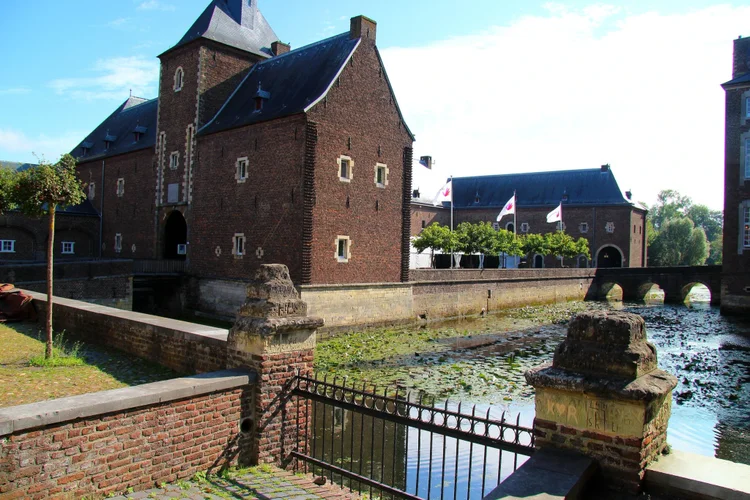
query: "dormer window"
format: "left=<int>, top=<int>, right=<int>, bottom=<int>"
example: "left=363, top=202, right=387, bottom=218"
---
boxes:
left=104, top=133, right=116, bottom=151
left=174, top=67, right=184, bottom=92
left=253, top=82, right=270, bottom=112
left=133, top=125, right=147, bottom=142
left=81, top=141, right=93, bottom=156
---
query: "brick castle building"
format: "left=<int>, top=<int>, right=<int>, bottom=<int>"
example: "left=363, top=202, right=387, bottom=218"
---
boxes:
left=411, top=165, right=647, bottom=268
left=721, top=35, right=750, bottom=313
left=67, top=0, right=414, bottom=302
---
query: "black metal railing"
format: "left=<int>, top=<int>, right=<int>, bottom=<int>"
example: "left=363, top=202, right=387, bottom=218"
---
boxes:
left=133, top=259, right=186, bottom=275
left=290, top=373, right=535, bottom=500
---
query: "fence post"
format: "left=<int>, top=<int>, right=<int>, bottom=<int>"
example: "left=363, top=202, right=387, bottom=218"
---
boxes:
left=226, top=264, right=323, bottom=466
left=525, top=311, right=677, bottom=493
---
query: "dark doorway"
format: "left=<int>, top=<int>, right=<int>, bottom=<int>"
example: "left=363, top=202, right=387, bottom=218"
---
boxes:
left=506, top=223, right=515, bottom=234
left=597, top=246, right=622, bottom=268
left=533, top=254, right=544, bottom=268
left=164, top=210, right=187, bottom=260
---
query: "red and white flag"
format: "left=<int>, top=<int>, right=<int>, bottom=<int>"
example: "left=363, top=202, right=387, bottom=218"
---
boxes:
left=546, top=203, right=562, bottom=223
left=496, top=194, right=515, bottom=221
left=432, top=180, right=452, bottom=206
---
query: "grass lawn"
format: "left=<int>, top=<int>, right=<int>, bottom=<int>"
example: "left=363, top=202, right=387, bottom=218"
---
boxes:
left=0, top=322, right=178, bottom=408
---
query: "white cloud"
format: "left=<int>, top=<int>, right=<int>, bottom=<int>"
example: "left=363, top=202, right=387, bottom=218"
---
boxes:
left=137, top=1, right=175, bottom=12
left=0, top=87, right=31, bottom=96
left=382, top=4, right=748, bottom=210
left=49, top=56, right=158, bottom=101
left=0, top=128, right=86, bottom=161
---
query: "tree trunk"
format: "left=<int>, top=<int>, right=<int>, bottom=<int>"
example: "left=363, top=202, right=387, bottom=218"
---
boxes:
left=45, top=206, right=55, bottom=359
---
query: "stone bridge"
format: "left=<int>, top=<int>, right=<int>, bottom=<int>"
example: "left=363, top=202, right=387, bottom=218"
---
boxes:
left=587, top=265, right=722, bottom=305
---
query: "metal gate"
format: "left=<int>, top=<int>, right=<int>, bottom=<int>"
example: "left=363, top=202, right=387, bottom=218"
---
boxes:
left=289, top=373, right=535, bottom=500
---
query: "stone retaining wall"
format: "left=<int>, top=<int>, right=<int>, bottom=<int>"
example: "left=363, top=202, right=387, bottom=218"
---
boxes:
left=0, top=370, right=253, bottom=499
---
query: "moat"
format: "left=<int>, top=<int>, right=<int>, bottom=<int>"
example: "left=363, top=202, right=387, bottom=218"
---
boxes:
left=314, top=293, right=750, bottom=467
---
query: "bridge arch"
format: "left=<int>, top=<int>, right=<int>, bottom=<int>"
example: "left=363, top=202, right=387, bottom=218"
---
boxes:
left=595, top=244, right=623, bottom=268
left=635, top=282, right=665, bottom=302
left=680, top=281, right=713, bottom=304
left=596, top=281, right=624, bottom=301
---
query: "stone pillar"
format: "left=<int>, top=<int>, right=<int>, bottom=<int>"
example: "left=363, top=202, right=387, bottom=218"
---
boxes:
left=525, top=311, right=677, bottom=492
left=226, top=264, right=323, bottom=466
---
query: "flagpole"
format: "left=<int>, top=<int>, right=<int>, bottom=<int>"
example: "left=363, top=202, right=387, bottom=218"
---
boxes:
left=450, top=175, right=454, bottom=268
left=513, top=190, right=517, bottom=236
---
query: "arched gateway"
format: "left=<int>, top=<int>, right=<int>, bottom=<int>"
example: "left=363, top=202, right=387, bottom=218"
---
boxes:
left=164, top=210, right=187, bottom=259
left=597, top=245, right=622, bottom=268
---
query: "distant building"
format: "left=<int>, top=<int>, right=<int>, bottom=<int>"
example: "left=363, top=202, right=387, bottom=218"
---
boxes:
left=721, top=35, right=750, bottom=313
left=411, top=165, right=647, bottom=268
left=0, top=161, right=100, bottom=261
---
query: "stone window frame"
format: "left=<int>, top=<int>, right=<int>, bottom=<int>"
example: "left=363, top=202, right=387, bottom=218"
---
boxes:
left=335, top=235, right=351, bottom=263
left=579, top=222, right=588, bottom=233
left=374, top=162, right=388, bottom=188
left=337, top=155, right=353, bottom=183
left=232, top=233, right=246, bottom=258
left=605, top=222, right=615, bottom=234
left=0, top=240, right=15, bottom=253
left=114, top=233, right=122, bottom=253
left=741, top=131, right=750, bottom=182
left=236, top=157, right=249, bottom=183
left=61, top=241, right=75, bottom=255
left=88, top=182, right=95, bottom=200
left=742, top=90, right=750, bottom=126
left=520, top=222, right=530, bottom=233
left=169, top=151, right=180, bottom=170
left=492, top=222, right=500, bottom=230
left=116, top=178, right=125, bottom=197
left=740, top=201, right=750, bottom=254
left=174, top=67, right=184, bottom=92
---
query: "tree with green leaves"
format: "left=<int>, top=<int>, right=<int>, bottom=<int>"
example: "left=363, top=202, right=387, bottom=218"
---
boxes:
left=520, top=233, right=549, bottom=265
left=649, top=217, right=709, bottom=266
left=15, top=154, right=85, bottom=359
left=412, top=223, right=457, bottom=267
left=0, top=168, right=19, bottom=213
left=491, top=228, right=523, bottom=267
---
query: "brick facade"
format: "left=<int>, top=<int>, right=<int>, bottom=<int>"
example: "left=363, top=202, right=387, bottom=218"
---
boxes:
left=0, top=211, right=99, bottom=262
left=722, top=36, right=750, bottom=313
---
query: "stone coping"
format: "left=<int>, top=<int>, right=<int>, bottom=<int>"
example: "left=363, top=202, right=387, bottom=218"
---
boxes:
left=525, top=364, right=677, bottom=402
left=645, top=450, right=750, bottom=499
left=0, top=369, right=254, bottom=436
left=25, top=290, right=229, bottom=344
left=299, top=281, right=412, bottom=291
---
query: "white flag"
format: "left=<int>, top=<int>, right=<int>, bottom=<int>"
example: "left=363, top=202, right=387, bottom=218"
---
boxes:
left=546, top=203, right=562, bottom=223
left=432, top=180, right=452, bottom=206
left=496, top=194, right=516, bottom=221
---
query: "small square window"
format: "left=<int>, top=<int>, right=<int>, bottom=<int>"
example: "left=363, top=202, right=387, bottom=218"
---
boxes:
left=492, top=222, right=500, bottom=230
left=116, top=178, right=125, bottom=197
left=115, top=233, right=122, bottom=253
left=579, top=222, right=588, bottom=233
left=605, top=222, right=615, bottom=234
left=338, top=155, right=353, bottom=182
left=170, top=151, right=179, bottom=170
left=233, top=233, right=246, bottom=258
left=0, top=240, right=15, bottom=253
left=61, top=241, right=75, bottom=255
left=236, top=157, right=249, bottom=183
left=374, top=163, right=388, bottom=188
left=88, top=182, right=96, bottom=199
left=520, top=223, right=530, bottom=233
left=335, top=235, right=351, bottom=263
left=422, top=220, right=427, bottom=229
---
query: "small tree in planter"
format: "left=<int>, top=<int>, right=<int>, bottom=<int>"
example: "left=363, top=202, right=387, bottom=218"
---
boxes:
left=521, top=233, right=549, bottom=266
left=413, top=223, right=455, bottom=268
left=15, top=154, right=85, bottom=359
left=493, top=229, right=524, bottom=268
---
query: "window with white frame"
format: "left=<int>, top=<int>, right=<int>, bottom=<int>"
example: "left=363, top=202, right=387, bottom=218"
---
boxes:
left=88, top=182, right=96, bottom=199
left=236, top=157, right=249, bottom=183
left=579, top=222, right=588, bottom=233
left=61, top=241, right=75, bottom=254
left=0, top=240, right=15, bottom=253
left=338, top=155, right=353, bottom=182
left=520, top=222, right=530, bottom=233
left=336, top=235, right=351, bottom=263
left=233, top=233, right=246, bottom=257
left=174, top=67, right=184, bottom=92
left=170, top=151, right=179, bottom=170
left=743, top=136, right=750, bottom=180
left=114, top=233, right=122, bottom=253
left=374, top=163, right=388, bottom=187
left=492, top=222, right=500, bottom=230
left=116, top=178, right=125, bottom=197
left=605, top=222, right=615, bottom=233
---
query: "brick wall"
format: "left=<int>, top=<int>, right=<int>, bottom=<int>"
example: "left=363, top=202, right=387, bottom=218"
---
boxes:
left=410, top=203, right=449, bottom=236
left=0, top=371, right=252, bottom=499
left=306, top=30, right=413, bottom=285
left=1, top=260, right=132, bottom=309
left=0, top=212, right=99, bottom=262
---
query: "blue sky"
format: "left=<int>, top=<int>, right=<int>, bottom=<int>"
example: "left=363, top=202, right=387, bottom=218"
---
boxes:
left=2, top=1, right=749, bottom=210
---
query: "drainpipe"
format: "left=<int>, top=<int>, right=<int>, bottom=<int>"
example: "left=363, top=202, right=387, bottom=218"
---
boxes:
left=99, top=160, right=105, bottom=257
left=592, top=207, right=597, bottom=267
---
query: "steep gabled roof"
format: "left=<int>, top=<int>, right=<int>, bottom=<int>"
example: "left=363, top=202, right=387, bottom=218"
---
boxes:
left=71, top=96, right=157, bottom=162
left=452, top=167, right=632, bottom=209
left=200, top=32, right=359, bottom=135
left=169, top=0, right=278, bottom=57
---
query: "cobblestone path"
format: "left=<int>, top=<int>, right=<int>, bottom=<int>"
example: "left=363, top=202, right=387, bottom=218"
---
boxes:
left=109, top=466, right=362, bottom=500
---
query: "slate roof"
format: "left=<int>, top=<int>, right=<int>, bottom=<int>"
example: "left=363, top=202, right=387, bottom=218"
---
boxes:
left=71, top=96, right=157, bottom=162
left=170, top=0, right=278, bottom=57
left=451, top=167, right=632, bottom=209
left=722, top=72, right=750, bottom=87
left=200, top=32, right=360, bottom=135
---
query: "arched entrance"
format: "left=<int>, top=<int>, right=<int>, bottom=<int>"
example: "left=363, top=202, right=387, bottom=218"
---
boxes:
left=577, top=255, right=588, bottom=268
left=164, top=210, right=187, bottom=260
left=533, top=254, right=544, bottom=268
left=506, top=222, right=515, bottom=234
left=597, top=246, right=622, bottom=268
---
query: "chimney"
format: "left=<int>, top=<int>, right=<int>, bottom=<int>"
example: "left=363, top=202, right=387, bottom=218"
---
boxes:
left=271, top=41, right=291, bottom=56
left=625, top=190, right=632, bottom=200
left=732, top=36, right=750, bottom=79
left=350, top=15, right=377, bottom=43
left=601, top=164, right=610, bottom=172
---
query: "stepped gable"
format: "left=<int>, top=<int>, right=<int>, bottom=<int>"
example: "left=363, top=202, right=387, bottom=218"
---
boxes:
left=452, top=167, right=632, bottom=209
left=200, top=32, right=359, bottom=135
left=171, top=0, right=279, bottom=57
left=70, top=96, right=157, bottom=161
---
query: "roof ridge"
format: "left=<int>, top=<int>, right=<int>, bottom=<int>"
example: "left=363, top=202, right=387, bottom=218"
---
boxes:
left=120, top=97, right=158, bottom=114
left=455, top=167, right=608, bottom=179
left=260, top=32, right=350, bottom=65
